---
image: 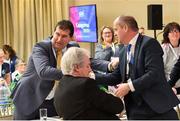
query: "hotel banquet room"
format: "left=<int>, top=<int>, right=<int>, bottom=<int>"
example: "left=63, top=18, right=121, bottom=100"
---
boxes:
left=0, top=0, right=180, bottom=120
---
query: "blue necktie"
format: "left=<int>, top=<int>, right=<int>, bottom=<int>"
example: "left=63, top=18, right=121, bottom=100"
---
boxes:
left=127, top=44, right=134, bottom=64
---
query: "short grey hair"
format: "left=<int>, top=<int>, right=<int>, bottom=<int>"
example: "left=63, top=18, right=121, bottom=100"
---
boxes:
left=115, top=15, right=139, bottom=32
left=61, top=47, right=90, bottom=75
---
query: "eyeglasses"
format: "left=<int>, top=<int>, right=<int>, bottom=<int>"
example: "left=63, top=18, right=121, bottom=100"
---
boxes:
left=103, top=32, right=112, bottom=35
left=169, top=29, right=180, bottom=33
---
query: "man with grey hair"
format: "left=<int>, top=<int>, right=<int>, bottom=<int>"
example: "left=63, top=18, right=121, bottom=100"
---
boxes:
left=54, top=47, right=124, bottom=120
left=95, top=15, right=179, bottom=119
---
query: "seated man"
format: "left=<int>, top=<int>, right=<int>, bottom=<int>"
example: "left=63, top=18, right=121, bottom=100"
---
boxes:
left=10, top=58, right=26, bottom=92
left=54, top=47, right=124, bottom=120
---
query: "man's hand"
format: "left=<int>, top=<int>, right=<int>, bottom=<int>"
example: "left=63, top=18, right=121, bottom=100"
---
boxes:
left=115, top=83, right=130, bottom=98
left=111, top=57, right=119, bottom=69
left=172, top=87, right=177, bottom=95
left=108, top=57, right=119, bottom=72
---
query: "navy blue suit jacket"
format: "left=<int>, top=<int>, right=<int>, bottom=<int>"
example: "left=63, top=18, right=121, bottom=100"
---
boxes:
left=96, top=34, right=179, bottom=114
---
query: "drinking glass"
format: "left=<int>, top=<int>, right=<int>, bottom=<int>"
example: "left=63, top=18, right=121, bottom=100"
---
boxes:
left=39, top=108, right=47, bottom=120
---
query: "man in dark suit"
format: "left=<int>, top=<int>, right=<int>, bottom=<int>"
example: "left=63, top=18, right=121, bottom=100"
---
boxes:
left=11, top=20, right=74, bottom=120
left=54, top=47, right=124, bottom=120
left=95, top=15, right=179, bottom=120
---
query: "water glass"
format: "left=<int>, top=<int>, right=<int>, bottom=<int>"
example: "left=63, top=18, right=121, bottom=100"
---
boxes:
left=39, top=108, right=47, bottom=120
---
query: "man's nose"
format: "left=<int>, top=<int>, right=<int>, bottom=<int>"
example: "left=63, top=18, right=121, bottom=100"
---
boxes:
left=57, top=36, right=62, bottom=42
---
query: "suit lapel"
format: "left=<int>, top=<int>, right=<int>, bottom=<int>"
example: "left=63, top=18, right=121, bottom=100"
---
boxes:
left=48, top=41, right=57, bottom=67
left=119, top=46, right=127, bottom=82
left=134, top=34, right=143, bottom=77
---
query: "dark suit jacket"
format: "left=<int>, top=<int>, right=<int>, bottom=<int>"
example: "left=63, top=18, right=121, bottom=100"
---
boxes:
left=1, top=63, right=10, bottom=78
left=90, top=58, right=110, bottom=73
left=169, top=56, right=180, bottom=86
left=9, top=55, right=17, bottom=73
left=12, top=37, right=63, bottom=116
left=169, top=56, right=180, bottom=94
left=95, top=43, right=114, bottom=61
left=96, top=34, right=179, bottom=115
left=54, top=75, right=124, bottom=120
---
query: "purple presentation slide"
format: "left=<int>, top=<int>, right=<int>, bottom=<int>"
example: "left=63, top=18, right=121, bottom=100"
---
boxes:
left=69, top=4, right=98, bottom=43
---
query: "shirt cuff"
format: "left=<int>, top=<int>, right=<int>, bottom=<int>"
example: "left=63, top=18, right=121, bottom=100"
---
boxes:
left=108, top=62, right=115, bottom=72
left=127, top=79, right=135, bottom=92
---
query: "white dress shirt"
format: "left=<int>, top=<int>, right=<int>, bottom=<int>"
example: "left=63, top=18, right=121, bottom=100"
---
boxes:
left=126, top=33, right=139, bottom=92
left=162, top=43, right=180, bottom=87
left=46, top=45, right=57, bottom=100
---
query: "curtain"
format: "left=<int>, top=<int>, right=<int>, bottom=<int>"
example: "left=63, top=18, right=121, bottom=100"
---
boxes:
left=0, top=0, right=63, bottom=62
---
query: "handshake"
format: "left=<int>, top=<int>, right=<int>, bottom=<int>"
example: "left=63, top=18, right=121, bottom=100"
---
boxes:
left=108, top=57, right=119, bottom=72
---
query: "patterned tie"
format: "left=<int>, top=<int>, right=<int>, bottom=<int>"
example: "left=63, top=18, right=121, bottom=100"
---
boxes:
left=56, top=50, right=62, bottom=68
left=55, top=50, right=62, bottom=88
left=46, top=50, right=62, bottom=100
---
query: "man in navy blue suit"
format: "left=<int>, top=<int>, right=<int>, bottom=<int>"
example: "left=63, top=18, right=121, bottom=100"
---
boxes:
left=95, top=15, right=179, bottom=120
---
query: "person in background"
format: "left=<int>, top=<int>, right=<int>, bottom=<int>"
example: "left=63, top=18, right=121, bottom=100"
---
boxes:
left=161, top=22, right=180, bottom=94
left=94, top=26, right=121, bottom=92
left=10, top=58, right=26, bottom=92
left=0, top=49, right=10, bottom=85
left=54, top=47, right=124, bottom=120
left=66, top=41, right=80, bottom=48
left=139, top=26, right=145, bottom=35
left=11, top=20, right=74, bottom=120
left=3, top=44, right=18, bottom=74
left=95, top=15, right=179, bottom=120
left=95, top=26, right=119, bottom=61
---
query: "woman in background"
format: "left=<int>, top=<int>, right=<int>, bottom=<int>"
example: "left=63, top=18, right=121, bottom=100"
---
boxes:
left=94, top=26, right=121, bottom=92
left=161, top=22, right=180, bottom=94
left=3, top=44, right=18, bottom=73
left=95, top=26, right=119, bottom=61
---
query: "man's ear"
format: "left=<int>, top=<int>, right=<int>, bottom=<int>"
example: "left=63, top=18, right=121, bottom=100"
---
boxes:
left=124, top=24, right=129, bottom=32
left=73, top=64, right=79, bottom=72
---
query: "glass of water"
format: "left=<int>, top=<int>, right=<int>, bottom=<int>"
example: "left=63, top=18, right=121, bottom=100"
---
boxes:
left=39, top=108, right=47, bottom=120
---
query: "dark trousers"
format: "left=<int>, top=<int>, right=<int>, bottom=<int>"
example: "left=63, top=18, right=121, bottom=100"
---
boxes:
left=128, top=108, right=178, bottom=120
left=14, top=98, right=58, bottom=120
left=125, top=93, right=179, bottom=120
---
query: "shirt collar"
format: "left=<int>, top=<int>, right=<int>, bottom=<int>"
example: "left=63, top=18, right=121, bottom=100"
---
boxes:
left=129, top=33, right=139, bottom=46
